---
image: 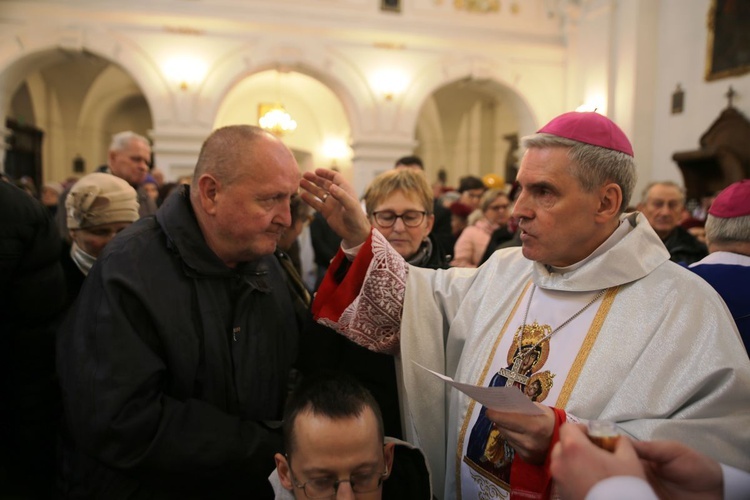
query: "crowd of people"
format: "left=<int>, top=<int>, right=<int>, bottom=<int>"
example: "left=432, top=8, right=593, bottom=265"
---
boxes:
left=1, top=112, right=748, bottom=500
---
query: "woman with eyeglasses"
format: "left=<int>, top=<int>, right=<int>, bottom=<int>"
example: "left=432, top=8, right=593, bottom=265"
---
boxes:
left=451, top=188, right=511, bottom=268
left=364, top=169, right=451, bottom=269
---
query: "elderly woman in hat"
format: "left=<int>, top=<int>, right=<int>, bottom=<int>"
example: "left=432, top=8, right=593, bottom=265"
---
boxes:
left=61, top=173, right=139, bottom=304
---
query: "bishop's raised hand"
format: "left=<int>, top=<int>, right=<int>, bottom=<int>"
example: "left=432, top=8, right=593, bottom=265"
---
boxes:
left=299, top=168, right=371, bottom=248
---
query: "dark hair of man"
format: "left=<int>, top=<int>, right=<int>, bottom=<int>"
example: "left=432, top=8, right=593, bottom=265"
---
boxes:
left=522, top=133, right=637, bottom=214
left=282, top=372, right=385, bottom=459
left=457, top=175, right=485, bottom=193
left=394, top=155, right=424, bottom=169
left=190, top=125, right=269, bottom=196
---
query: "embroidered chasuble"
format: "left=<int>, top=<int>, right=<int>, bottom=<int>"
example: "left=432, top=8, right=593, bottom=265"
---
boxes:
left=312, top=213, right=750, bottom=500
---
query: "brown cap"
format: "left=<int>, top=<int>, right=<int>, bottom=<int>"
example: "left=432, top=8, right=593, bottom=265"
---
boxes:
left=66, top=173, right=139, bottom=229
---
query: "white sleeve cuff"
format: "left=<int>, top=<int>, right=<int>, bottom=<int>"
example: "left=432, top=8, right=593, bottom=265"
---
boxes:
left=721, top=463, right=750, bottom=500
left=585, top=477, right=657, bottom=500
left=342, top=241, right=364, bottom=260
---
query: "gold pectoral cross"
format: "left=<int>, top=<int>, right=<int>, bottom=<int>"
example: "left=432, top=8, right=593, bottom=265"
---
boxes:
left=497, top=356, right=529, bottom=389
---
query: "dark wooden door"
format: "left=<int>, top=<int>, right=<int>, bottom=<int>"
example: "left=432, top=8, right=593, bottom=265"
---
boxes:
left=4, top=118, right=44, bottom=188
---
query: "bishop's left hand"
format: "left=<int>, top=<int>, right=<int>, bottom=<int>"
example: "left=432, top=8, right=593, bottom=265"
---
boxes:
left=484, top=403, right=555, bottom=465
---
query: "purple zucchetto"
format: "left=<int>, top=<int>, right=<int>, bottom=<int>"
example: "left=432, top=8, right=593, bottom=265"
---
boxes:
left=709, top=179, right=750, bottom=218
left=537, top=111, right=634, bottom=157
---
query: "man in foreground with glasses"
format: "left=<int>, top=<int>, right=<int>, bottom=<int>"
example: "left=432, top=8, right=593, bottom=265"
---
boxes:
left=271, top=372, right=432, bottom=499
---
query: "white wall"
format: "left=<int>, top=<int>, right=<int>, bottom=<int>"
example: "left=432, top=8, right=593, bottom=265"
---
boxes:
left=650, top=0, right=750, bottom=192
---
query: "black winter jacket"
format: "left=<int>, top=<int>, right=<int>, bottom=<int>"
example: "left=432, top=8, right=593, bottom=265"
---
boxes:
left=57, top=187, right=299, bottom=499
left=663, top=225, right=707, bottom=265
left=0, top=182, right=66, bottom=497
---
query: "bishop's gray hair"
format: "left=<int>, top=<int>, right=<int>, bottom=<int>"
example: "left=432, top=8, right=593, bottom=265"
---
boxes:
left=705, top=214, right=750, bottom=244
left=521, top=133, right=637, bottom=213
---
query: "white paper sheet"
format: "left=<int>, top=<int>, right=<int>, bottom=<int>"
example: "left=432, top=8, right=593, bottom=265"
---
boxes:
left=415, top=362, right=545, bottom=415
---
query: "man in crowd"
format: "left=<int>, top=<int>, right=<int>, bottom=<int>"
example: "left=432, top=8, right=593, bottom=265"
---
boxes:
left=456, top=174, right=486, bottom=210
left=271, top=372, right=431, bottom=499
left=299, top=112, right=750, bottom=499
left=57, top=125, right=303, bottom=498
left=688, top=179, right=750, bottom=351
left=56, top=131, right=157, bottom=240
left=638, top=180, right=707, bottom=264
left=550, top=423, right=750, bottom=499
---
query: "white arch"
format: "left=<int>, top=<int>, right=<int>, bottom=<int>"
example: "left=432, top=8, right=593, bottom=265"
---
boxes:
left=0, top=27, right=171, bottom=127
left=400, top=55, right=541, bottom=138
left=196, top=39, right=376, bottom=140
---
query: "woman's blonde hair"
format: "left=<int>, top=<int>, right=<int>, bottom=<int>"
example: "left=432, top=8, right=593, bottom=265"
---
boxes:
left=363, top=169, right=434, bottom=216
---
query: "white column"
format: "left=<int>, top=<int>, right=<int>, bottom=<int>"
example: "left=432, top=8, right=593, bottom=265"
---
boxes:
left=349, top=136, right=417, bottom=197
left=149, top=126, right=212, bottom=182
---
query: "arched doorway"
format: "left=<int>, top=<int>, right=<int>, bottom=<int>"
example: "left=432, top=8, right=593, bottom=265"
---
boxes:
left=214, top=69, right=351, bottom=178
left=4, top=48, right=152, bottom=187
left=415, top=77, right=534, bottom=191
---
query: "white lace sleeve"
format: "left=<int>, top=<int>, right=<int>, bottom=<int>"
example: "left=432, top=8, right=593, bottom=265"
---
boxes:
left=318, top=230, right=409, bottom=355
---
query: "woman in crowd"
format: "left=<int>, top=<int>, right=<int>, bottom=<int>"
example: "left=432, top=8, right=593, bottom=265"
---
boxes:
left=61, top=172, right=139, bottom=306
left=364, top=168, right=451, bottom=269
left=451, top=188, right=511, bottom=268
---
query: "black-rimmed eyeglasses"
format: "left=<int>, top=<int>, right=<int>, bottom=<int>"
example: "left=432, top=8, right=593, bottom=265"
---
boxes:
left=290, top=466, right=389, bottom=498
left=371, top=210, right=426, bottom=228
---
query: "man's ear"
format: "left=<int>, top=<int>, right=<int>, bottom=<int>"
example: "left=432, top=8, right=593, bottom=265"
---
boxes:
left=275, top=453, right=294, bottom=491
left=596, top=182, right=623, bottom=222
left=383, top=442, right=396, bottom=478
left=107, top=150, right=118, bottom=170
left=197, top=174, right=220, bottom=215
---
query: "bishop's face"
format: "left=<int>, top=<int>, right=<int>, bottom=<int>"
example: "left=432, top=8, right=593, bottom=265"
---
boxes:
left=512, top=147, right=606, bottom=268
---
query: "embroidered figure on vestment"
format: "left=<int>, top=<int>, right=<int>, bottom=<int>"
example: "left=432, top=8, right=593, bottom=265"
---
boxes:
left=463, top=321, right=554, bottom=488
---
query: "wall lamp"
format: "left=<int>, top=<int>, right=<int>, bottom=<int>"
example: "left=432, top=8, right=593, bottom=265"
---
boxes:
left=370, top=69, right=408, bottom=101
left=163, top=56, right=207, bottom=91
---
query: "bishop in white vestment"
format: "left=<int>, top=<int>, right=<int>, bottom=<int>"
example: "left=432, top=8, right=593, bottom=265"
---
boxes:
left=300, top=112, right=750, bottom=500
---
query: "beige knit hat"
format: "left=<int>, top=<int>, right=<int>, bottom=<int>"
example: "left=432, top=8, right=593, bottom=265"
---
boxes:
left=66, top=173, right=140, bottom=229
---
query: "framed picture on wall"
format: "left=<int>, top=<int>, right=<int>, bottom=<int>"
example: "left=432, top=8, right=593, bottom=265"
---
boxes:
left=705, top=0, right=750, bottom=81
left=381, top=0, right=401, bottom=13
